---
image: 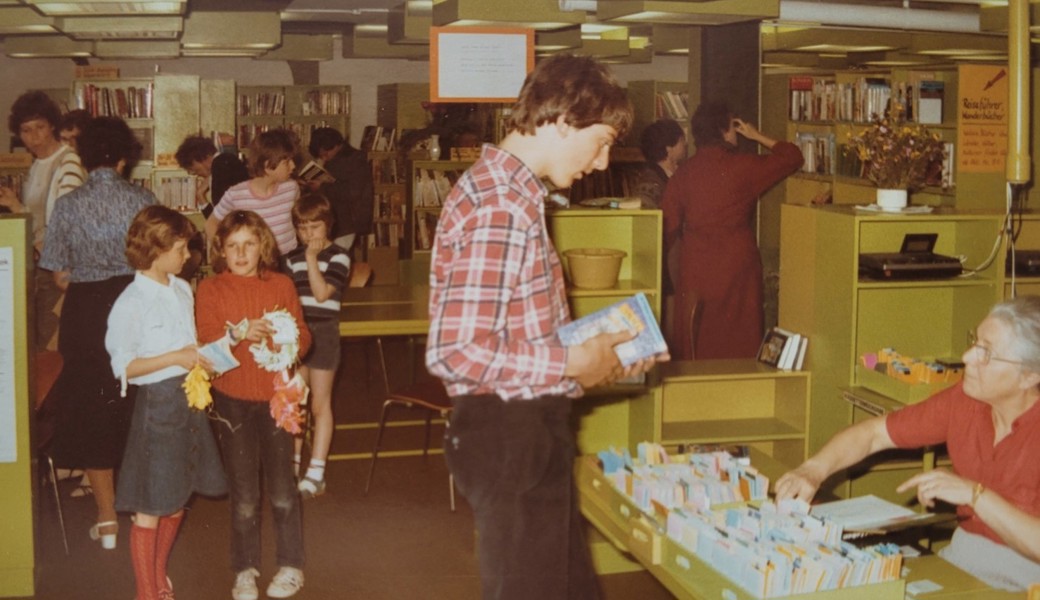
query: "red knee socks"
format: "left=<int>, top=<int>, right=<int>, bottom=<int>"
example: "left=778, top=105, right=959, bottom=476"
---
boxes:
left=155, top=512, right=183, bottom=599
left=130, top=524, right=159, bottom=600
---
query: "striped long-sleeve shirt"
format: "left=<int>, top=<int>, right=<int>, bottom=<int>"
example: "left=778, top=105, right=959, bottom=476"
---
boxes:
left=425, top=144, right=580, bottom=401
left=283, top=243, right=350, bottom=323
left=24, top=145, right=85, bottom=248
left=213, top=179, right=300, bottom=255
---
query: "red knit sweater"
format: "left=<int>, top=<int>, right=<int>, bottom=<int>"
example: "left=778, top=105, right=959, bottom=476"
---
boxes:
left=196, top=270, right=313, bottom=402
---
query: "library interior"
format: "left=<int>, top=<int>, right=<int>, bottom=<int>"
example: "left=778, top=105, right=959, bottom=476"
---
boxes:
left=2, top=1, right=1040, bottom=599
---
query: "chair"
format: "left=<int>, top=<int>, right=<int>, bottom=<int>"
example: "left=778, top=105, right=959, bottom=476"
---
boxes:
left=35, top=350, right=70, bottom=555
left=364, top=338, right=455, bottom=511
left=349, top=261, right=372, bottom=288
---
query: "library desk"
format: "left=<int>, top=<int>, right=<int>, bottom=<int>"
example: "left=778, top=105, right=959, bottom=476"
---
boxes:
left=576, top=455, right=1026, bottom=600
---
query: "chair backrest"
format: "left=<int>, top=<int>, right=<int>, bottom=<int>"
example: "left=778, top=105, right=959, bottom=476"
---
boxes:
left=349, top=262, right=373, bottom=288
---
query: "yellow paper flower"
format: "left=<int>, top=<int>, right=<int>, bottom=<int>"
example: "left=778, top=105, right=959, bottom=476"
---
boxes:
left=183, top=364, right=212, bottom=410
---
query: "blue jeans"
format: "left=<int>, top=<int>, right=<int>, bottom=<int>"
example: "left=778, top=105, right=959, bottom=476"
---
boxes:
left=214, top=392, right=304, bottom=572
left=444, top=394, right=601, bottom=600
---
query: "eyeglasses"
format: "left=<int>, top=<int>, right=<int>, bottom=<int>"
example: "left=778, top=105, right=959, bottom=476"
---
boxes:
left=967, top=331, right=1023, bottom=366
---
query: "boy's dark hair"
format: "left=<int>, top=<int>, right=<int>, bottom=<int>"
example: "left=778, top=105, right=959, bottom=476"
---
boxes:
left=59, top=109, right=92, bottom=134
left=9, top=90, right=63, bottom=136
left=211, top=210, right=281, bottom=275
left=292, top=193, right=335, bottom=231
left=690, top=101, right=734, bottom=148
left=125, top=205, right=196, bottom=270
left=78, top=116, right=143, bottom=171
left=247, top=129, right=297, bottom=177
left=507, top=54, right=632, bottom=139
left=175, top=135, right=217, bottom=170
left=640, top=119, right=685, bottom=163
left=308, top=127, right=343, bottom=159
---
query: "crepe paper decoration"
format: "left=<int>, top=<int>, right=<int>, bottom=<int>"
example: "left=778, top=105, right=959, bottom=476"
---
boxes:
left=250, top=308, right=300, bottom=372
left=270, top=370, right=309, bottom=434
left=183, top=364, right=213, bottom=410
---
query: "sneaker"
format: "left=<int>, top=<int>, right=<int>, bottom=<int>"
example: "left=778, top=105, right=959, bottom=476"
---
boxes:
left=297, top=476, right=326, bottom=499
left=232, top=568, right=260, bottom=600
left=266, top=566, right=304, bottom=599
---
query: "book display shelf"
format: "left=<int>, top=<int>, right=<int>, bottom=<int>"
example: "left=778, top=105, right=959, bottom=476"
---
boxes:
left=780, top=69, right=958, bottom=209
left=369, top=150, right=407, bottom=251
left=407, top=159, right=470, bottom=256
left=626, top=80, right=691, bottom=153
left=778, top=204, right=1005, bottom=500
left=236, top=85, right=350, bottom=158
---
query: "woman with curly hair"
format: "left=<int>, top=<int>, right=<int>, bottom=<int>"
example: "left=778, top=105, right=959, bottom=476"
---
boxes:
left=39, top=116, right=156, bottom=550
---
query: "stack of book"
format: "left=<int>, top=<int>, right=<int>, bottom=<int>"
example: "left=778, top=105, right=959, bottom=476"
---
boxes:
left=758, top=327, right=808, bottom=371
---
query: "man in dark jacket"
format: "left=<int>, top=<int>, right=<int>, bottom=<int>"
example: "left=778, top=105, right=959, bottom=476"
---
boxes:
left=175, top=135, right=250, bottom=218
left=307, top=127, right=374, bottom=251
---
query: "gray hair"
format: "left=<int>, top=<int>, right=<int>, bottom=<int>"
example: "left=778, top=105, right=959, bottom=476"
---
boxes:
left=988, top=295, right=1040, bottom=372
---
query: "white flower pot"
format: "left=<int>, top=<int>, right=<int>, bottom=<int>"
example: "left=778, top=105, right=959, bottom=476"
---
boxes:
left=876, top=188, right=908, bottom=210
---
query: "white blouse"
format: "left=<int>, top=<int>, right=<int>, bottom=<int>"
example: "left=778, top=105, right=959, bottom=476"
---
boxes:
left=106, top=272, right=197, bottom=395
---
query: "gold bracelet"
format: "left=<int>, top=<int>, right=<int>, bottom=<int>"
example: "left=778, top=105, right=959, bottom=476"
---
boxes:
left=971, top=482, right=985, bottom=509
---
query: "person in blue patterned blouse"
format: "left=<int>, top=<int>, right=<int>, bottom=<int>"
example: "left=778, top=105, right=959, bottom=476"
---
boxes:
left=39, top=116, right=157, bottom=550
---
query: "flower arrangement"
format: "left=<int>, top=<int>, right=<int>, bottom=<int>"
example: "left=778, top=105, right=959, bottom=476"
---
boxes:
left=846, top=106, right=947, bottom=190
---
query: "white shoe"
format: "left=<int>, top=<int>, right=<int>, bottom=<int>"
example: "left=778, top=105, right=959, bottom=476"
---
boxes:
left=232, top=568, right=260, bottom=600
left=266, top=566, right=304, bottom=598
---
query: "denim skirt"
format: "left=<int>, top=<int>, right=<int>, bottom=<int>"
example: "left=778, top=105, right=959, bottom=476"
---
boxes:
left=115, top=375, right=228, bottom=515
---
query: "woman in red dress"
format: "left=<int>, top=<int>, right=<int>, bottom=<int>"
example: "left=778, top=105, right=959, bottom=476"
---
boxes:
left=662, top=102, right=802, bottom=360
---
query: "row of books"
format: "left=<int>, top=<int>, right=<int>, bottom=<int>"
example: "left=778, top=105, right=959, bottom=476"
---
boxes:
left=299, top=89, right=349, bottom=117
left=414, top=211, right=439, bottom=251
left=374, top=190, right=405, bottom=221
left=566, top=162, right=642, bottom=203
left=655, top=90, right=690, bottom=121
left=758, top=326, right=808, bottom=371
left=75, top=83, right=154, bottom=119
left=237, top=92, right=285, bottom=117
left=360, top=126, right=399, bottom=152
left=237, top=123, right=275, bottom=149
left=371, top=156, right=405, bottom=185
left=789, top=76, right=891, bottom=123
left=794, top=132, right=836, bottom=176
left=371, top=221, right=403, bottom=247
left=597, top=444, right=903, bottom=598
left=789, top=75, right=945, bottom=125
left=0, top=174, right=24, bottom=191
left=154, top=176, right=196, bottom=211
left=413, top=168, right=461, bottom=208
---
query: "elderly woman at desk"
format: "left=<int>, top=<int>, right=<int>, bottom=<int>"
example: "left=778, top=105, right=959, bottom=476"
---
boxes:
left=775, top=296, right=1040, bottom=591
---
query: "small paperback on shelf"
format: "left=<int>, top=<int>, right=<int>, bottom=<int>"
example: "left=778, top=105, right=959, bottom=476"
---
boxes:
left=556, top=292, right=668, bottom=366
left=758, top=326, right=807, bottom=371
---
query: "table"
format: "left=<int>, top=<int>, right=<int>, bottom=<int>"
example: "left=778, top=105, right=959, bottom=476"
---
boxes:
left=338, top=285, right=429, bottom=337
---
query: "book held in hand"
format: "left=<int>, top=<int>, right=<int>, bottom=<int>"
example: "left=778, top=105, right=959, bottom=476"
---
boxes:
left=556, top=292, right=667, bottom=366
left=297, top=160, right=335, bottom=184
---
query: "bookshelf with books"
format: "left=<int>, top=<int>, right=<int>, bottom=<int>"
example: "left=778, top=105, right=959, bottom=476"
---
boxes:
left=368, top=150, right=407, bottom=252
left=778, top=69, right=959, bottom=209
left=626, top=80, right=691, bottom=153
left=235, top=85, right=350, bottom=158
left=407, top=159, right=470, bottom=256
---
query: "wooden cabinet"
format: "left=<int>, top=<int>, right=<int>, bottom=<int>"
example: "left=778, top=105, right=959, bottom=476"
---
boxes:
left=778, top=204, right=1004, bottom=499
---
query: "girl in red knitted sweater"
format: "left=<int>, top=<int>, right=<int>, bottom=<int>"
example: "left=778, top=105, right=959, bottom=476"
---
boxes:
left=196, top=210, right=311, bottom=600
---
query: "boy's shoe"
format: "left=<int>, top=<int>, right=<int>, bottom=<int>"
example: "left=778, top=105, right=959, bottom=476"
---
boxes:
left=297, top=476, right=326, bottom=499
left=232, top=568, right=260, bottom=600
left=266, top=566, right=304, bottom=598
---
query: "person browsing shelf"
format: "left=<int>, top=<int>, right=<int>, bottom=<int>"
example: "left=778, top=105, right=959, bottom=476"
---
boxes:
left=175, top=135, right=250, bottom=218
left=662, top=102, right=802, bottom=360
left=304, top=127, right=373, bottom=252
left=775, top=296, right=1040, bottom=591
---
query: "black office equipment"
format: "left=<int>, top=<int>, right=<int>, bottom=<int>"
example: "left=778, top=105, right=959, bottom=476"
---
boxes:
left=1007, top=249, right=1040, bottom=276
left=859, top=233, right=963, bottom=280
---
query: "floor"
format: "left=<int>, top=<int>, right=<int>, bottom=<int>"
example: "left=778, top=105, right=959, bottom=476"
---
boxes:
left=24, top=338, right=674, bottom=600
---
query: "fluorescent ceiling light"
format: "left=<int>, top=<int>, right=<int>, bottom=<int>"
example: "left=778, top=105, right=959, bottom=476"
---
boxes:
left=94, top=39, right=180, bottom=58
left=5, top=34, right=93, bottom=57
left=796, top=44, right=893, bottom=53
left=57, top=15, right=182, bottom=39
left=433, top=0, right=584, bottom=30
left=25, top=0, right=185, bottom=16
left=597, top=0, right=779, bottom=26
left=181, top=11, right=280, bottom=50
left=0, top=7, right=57, bottom=34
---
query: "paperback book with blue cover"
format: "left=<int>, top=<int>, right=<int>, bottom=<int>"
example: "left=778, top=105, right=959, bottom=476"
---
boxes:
left=557, top=292, right=668, bottom=366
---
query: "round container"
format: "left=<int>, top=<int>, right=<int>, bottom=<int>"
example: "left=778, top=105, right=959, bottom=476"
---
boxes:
left=876, top=188, right=908, bottom=210
left=564, top=248, right=627, bottom=290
